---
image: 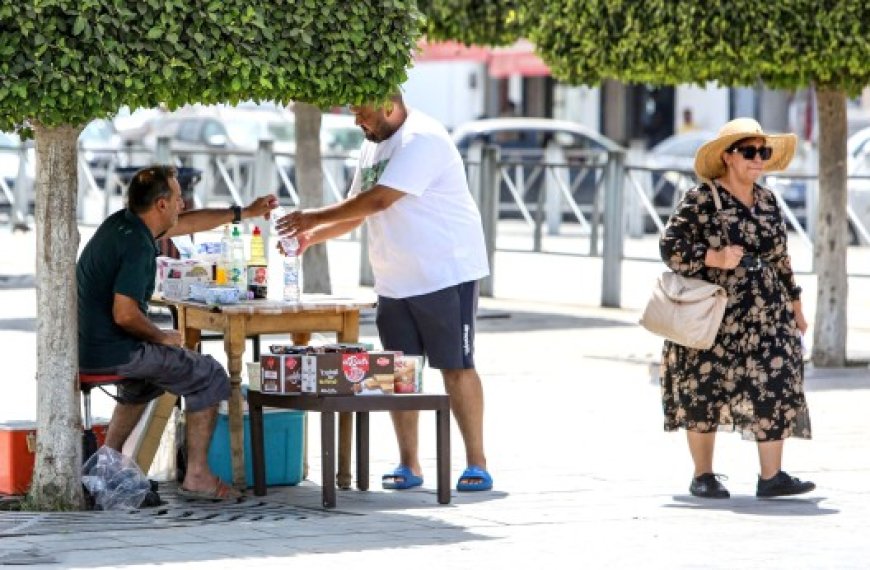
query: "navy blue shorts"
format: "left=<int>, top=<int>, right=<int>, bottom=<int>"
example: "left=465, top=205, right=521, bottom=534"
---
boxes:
left=376, top=281, right=479, bottom=370
left=84, top=343, right=230, bottom=413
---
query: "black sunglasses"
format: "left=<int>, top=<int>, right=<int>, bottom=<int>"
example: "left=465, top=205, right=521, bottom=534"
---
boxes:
left=729, top=145, right=773, bottom=161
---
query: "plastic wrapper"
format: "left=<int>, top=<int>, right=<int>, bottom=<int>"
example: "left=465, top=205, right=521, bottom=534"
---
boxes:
left=81, top=446, right=152, bottom=511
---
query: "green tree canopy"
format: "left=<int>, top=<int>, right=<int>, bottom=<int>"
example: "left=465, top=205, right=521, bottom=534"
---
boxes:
left=527, top=0, right=870, bottom=366
left=0, top=0, right=423, bottom=131
left=528, top=0, right=869, bottom=95
left=0, top=0, right=423, bottom=511
left=418, top=0, right=523, bottom=47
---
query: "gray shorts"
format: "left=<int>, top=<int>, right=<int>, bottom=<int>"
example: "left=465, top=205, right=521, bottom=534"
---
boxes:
left=376, top=281, right=479, bottom=370
left=88, top=343, right=229, bottom=413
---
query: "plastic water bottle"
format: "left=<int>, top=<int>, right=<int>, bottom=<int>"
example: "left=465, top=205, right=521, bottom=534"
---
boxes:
left=272, top=206, right=302, bottom=303
left=229, top=225, right=247, bottom=292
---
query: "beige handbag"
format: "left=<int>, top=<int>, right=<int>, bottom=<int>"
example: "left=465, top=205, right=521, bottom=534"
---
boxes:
left=640, top=184, right=728, bottom=350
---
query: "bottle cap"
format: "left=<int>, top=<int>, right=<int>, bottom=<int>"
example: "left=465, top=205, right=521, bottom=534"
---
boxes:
left=232, top=226, right=240, bottom=238
left=252, top=226, right=261, bottom=236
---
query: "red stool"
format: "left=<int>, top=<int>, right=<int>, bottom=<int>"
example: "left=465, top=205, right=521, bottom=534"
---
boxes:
left=78, top=373, right=126, bottom=460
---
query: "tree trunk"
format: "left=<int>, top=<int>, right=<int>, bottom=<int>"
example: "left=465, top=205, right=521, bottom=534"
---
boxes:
left=29, top=124, right=84, bottom=510
left=295, top=103, right=332, bottom=294
left=811, top=89, right=848, bottom=367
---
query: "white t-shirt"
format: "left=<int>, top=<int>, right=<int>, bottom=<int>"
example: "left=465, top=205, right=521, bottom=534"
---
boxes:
left=349, top=108, right=489, bottom=298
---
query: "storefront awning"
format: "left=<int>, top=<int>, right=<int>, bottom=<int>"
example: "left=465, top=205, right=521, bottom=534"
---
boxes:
left=414, top=39, right=550, bottom=78
left=414, top=40, right=490, bottom=63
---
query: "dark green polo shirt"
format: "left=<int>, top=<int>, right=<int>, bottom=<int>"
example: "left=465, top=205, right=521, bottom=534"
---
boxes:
left=77, top=209, right=159, bottom=369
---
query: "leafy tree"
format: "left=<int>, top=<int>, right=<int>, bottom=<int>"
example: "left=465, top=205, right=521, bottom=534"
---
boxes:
left=418, top=0, right=523, bottom=46
left=0, top=0, right=422, bottom=510
left=528, top=0, right=870, bottom=366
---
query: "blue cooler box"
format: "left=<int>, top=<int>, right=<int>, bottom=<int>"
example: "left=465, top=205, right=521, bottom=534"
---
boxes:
left=207, top=409, right=304, bottom=488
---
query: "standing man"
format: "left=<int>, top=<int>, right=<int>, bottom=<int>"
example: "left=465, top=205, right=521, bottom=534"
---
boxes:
left=77, top=165, right=275, bottom=499
left=277, top=95, right=493, bottom=492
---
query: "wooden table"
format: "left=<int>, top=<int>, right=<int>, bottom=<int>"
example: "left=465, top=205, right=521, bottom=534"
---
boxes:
left=140, top=295, right=376, bottom=489
left=248, top=391, right=451, bottom=508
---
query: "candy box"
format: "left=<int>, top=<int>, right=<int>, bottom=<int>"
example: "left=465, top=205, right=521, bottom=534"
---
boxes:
left=259, top=354, right=303, bottom=394
left=301, top=351, right=395, bottom=396
left=156, top=257, right=212, bottom=300
left=394, top=355, right=424, bottom=393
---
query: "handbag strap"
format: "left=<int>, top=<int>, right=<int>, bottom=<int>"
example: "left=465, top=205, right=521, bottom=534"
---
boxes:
left=707, top=181, right=730, bottom=247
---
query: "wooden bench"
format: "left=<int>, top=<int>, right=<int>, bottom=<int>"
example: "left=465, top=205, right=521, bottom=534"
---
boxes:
left=247, top=391, right=451, bottom=508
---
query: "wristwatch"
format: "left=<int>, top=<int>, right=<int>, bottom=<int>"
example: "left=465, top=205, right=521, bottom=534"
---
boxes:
left=230, top=205, right=242, bottom=224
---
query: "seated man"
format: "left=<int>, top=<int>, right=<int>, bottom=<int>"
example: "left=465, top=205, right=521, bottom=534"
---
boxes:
left=77, top=165, right=275, bottom=499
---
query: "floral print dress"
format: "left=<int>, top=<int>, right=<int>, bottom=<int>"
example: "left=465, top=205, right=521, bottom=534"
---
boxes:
left=659, top=182, right=812, bottom=441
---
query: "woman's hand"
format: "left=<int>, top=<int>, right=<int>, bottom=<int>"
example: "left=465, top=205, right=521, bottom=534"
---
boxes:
left=705, top=245, right=744, bottom=269
left=792, top=299, right=808, bottom=335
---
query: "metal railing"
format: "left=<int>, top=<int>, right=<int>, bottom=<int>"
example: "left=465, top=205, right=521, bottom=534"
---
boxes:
left=6, top=138, right=870, bottom=308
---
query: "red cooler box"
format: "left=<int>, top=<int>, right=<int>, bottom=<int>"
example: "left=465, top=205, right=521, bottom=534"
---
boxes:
left=0, top=421, right=108, bottom=495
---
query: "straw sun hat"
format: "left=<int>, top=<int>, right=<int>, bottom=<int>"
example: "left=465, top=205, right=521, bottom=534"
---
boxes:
left=693, top=117, right=797, bottom=180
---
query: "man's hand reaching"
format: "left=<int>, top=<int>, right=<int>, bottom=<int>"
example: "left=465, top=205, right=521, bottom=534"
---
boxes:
left=275, top=209, right=319, bottom=237
left=245, top=195, right=279, bottom=221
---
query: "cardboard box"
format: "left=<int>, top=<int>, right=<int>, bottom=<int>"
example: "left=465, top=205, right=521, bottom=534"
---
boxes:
left=0, top=421, right=108, bottom=495
left=301, top=351, right=395, bottom=396
left=155, top=257, right=212, bottom=300
left=394, top=355, right=424, bottom=393
left=259, top=354, right=303, bottom=394
left=207, top=409, right=303, bottom=488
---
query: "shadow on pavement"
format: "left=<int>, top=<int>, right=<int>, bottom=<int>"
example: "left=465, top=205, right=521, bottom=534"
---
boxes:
left=259, top=482, right=508, bottom=513
left=0, top=274, right=34, bottom=290
left=665, top=495, right=838, bottom=516
left=0, top=318, right=35, bottom=332
left=476, top=309, right=635, bottom=333
left=805, top=368, right=870, bottom=391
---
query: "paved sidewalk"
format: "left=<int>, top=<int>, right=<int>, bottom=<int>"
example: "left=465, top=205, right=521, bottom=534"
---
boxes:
left=1, top=225, right=869, bottom=569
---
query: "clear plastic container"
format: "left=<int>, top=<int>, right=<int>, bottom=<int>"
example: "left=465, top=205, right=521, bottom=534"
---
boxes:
left=272, top=207, right=302, bottom=303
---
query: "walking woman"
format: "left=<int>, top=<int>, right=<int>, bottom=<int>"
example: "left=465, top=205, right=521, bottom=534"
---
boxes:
left=659, top=118, right=815, bottom=499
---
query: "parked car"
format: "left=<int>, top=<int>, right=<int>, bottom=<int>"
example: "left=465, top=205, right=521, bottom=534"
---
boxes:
left=845, top=126, right=870, bottom=244
left=640, top=131, right=716, bottom=229
left=78, top=119, right=127, bottom=189
left=320, top=113, right=363, bottom=195
left=644, top=130, right=819, bottom=233
left=141, top=104, right=296, bottom=156
left=129, top=104, right=297, bottom=200
left=0, top=132, right=35, bottom=215
left=451, top=117, right=622, bottom=220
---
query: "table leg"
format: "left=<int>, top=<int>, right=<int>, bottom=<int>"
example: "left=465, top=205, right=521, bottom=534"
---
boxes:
left=436, top=406, right=451, bottom=505
left=292, top=333, right=312, bottom=481
left=224, top=315, right=247, bottom=489
left=336, top=311, right=360, bottom=490
left=337, top=414, right=352, bottom=489
left=321, top=411, right=337, bottom=508
left=250, top=394, right=267, bottom=496
left=356, top=412, right=369, bottom=491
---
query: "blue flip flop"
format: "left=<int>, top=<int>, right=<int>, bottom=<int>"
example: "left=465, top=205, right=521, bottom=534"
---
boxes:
left=456, top=465, right=493, bottom=492
left=382, top=465, right=423, bottom=490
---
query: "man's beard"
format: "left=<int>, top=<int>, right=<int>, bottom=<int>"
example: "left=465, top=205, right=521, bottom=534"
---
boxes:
left=362, top=127, right=383, bottom=143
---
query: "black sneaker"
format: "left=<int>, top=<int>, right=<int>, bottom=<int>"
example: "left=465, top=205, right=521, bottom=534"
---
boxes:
left=756, top=470, right=816, bottom=498
left=689, top=473, right=730, bottom=498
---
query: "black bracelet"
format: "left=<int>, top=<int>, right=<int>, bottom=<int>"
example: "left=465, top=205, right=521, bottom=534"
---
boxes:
left=231, top=205, right=242, bottom=224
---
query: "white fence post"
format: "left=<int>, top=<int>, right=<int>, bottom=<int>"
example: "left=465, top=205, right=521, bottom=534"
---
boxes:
left=545, top=141, right=565, bottom=235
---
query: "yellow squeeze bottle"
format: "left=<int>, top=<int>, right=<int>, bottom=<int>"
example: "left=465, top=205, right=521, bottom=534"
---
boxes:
left=215, top=225, right=231, bottom=285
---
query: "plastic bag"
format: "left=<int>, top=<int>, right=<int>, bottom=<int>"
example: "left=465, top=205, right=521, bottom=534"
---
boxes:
left=82, top=446, right=152, bottom=510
